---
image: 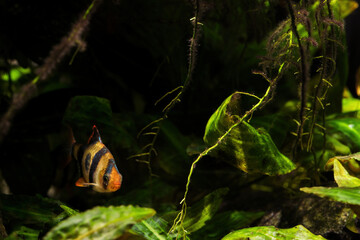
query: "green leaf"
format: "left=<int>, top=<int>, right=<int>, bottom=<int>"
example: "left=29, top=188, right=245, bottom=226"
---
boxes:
left=0, top=194, right=75, bottom=228
left=221, top=225, right=326, bottom=240
left=183, top=188, right=229, bottom=233
left=301, top=187, right=360, bottom=205
left=132, top=216, right=171, bottom=240
left=191, top=210, right=264, bottom=240
left=44, top=205, right=156, bottom=240
left=342, top=98, right=360, bottom=113
left=203, top=92, right=295, bottom=175
left=1, top=66, right=31, bottom=81
left=334, top=159, right=360, bottom=187
left=5, top=226, right=40, bottom=240
left=59, top=205, right=79, bottom=216
left=163, top=188, right=229, bottom=234
left=331, top=0, right=359, bottom=19
left=326, top=118, right=360, bottom=152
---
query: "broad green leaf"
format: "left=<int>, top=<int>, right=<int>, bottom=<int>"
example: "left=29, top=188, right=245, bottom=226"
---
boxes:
left=333, top=159, right=360, bottom=187
left=332, top=0, right=358, bottom=19
left=342, top=98, right=360, bottom=113
left=163, top=188, right=229, bottom=234
left=132, top=216, right=171, bottom=240
left=222, top=225, right=325, bottom=240
left=301, top=187, right=360, bottom=205
left=303, top=117, right=360, bottom=170
left=325, top=156, right=360, bottom=187
left=44, top=205, right=155, bottom=240
left=204, top=92, right=295, bottom=175
left=191, top=210, right=264, bottom=240
left=326, top=118, right=360, bottom=152
left=324, top=135, right=351, bottom=156
left=183, top=188, right=229, bottom=233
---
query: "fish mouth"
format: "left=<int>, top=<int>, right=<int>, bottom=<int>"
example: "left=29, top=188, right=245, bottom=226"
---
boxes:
left=110, top=182, right=121, bottom=190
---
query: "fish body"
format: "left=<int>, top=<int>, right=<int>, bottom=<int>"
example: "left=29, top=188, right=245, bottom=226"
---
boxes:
left=72, top=125, right=122, bottom=192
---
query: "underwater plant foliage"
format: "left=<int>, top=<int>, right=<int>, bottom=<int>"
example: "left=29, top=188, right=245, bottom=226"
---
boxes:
left=2, top=0, right=360, bottom=239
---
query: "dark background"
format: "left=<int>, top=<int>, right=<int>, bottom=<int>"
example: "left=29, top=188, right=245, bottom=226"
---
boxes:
left=0, top=0, right=359, bottom=209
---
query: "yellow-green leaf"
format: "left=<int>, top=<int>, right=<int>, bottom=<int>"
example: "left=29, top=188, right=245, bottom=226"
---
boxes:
left=333, top=159, right=360, bottom=187
left=203, top=92, right=295, bottom=175
left=222, top=225, right=325, bottom=240
left=44, top=205, right=155, bottom=240
left=301, top=187, right=360, bottom=205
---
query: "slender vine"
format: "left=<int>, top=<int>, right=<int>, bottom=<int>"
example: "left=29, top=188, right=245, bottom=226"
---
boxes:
left=307, top=0, right=341, bottom=153
left=283, top=0, right=342, bottom=163
left=129, top=0, right=203, bottom=176
left=169, top=61, right=286, bottom=238
left=286, top=0, right=311, bottom=155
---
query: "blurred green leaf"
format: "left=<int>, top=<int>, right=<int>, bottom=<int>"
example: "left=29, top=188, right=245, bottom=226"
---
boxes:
left=221, top=225, right=326, bottom=240
left=305, top=117, right=360, bottom=170
left=132, top=216, right=171, bottom=240
left=326, top=118, right=360, bottom=152
left=59, top=205, right=79, bottom=216
left=342, top=98, right=360, bottom=113
left=300, top=187, right=360, bottom=205
left=183, top=188, right=229, bottom=233
left=5, top=226, right=40, bottom=240
left=192, top=210, right=264, bottom=240
left=0, top=194, right=75, bottom=228
left=204, top=92, right=295, bottom=175
left=1, top=67, right=31, bottom=81
left=163, top=188, right=229, bottom=234
left=44, top=205, right=156, bottom=240
left=330, top=0, right=358, bottom=19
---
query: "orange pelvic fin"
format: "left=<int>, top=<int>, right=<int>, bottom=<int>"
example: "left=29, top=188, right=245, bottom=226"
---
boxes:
left=75, top=178, right=97, bottom=187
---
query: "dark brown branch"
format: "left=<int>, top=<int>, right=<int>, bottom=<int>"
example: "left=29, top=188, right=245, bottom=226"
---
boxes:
left=286, top=0, right=310, bottom=156
left=0, top=0, right=103, bottom=144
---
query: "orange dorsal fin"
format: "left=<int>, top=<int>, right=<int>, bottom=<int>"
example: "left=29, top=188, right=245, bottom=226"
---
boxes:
left=88, top=125, right=102, bottom=144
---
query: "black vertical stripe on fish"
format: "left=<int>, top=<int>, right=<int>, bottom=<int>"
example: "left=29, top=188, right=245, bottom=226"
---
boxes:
left=73, top=144, right=85, bottom=177
left=103, top=160, right=115, bottom=189
left=84, top=153, right=91, bottom=172
left=89, top=146, right=108, bottom=183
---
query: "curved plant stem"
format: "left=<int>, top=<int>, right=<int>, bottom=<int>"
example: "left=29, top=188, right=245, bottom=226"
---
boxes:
left=170, top=62, right=285, bottom=238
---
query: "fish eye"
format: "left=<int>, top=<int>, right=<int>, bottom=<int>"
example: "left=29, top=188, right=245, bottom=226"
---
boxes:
left=104, top=175, right=109, bottom=182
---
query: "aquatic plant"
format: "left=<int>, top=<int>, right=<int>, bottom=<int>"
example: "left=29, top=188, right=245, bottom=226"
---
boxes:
left=1, top=0, right=360, bottom=239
